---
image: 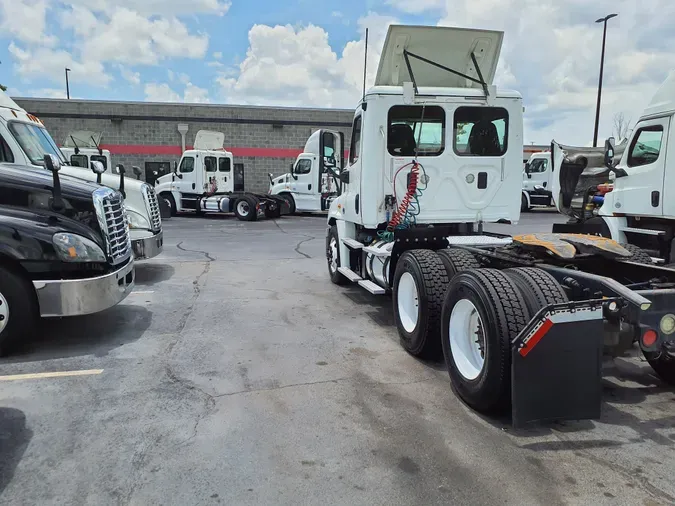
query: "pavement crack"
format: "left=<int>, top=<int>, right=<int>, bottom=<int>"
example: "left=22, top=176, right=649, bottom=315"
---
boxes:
left=214, top=377, right=349, bottom=397
left=176, top=241, right=216, bottom=262
left=295, top=235, right=315, bottom=259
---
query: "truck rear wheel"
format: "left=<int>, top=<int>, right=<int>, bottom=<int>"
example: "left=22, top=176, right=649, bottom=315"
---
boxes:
left=504, top=267, right=568, bottom=316
left=0, top=265, right=37, bottom=355
left=437, top=248, right=480, bottom=279
left=393, top=250, right=448, bottom=359
left=441, top=269, right=530, bottom=413
left=234, top=196, right=258, bottom=221
left=643, top=351, right=675, bottom=385
left=326, top=225, right=348, bottom=285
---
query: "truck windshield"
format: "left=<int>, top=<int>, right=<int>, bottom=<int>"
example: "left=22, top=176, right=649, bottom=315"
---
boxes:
left=8, top=122, right=67, bottom=166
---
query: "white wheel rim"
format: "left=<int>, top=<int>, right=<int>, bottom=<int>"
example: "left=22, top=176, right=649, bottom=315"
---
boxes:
left=449, top=299, right=486, bottom=380
left=237, top=201, right=250, bottom=216
left=0, top=291, right=8, bottom=334
left=328, top=236, right=338, bottom=273
left=397, top=272, right=419, bottom=333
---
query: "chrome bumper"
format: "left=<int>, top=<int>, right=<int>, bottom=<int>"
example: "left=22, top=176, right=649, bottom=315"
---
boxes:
left=33, top=259, right=135, bottom=317
left=132, top=230, right=164, bottom=260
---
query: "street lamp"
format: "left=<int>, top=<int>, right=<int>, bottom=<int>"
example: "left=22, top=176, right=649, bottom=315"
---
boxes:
left=65, top=68, right=71, bottom=100
left=592, top=13, right=618, bottom=147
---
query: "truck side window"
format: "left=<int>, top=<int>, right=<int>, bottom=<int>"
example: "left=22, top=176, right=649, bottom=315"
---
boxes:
left=528, top=159, right=547, bottom=173
left=180, top=156, right=195, bottom=173
left=349, top=115, right=362, bottom=165
left=204, top=156, right=217, bottom=172
left=387, top=105, right=445, bottom=156
left=454, top=107, right=509, bottom=157
left=219, top=157, right=231, bottom=172
left=295, top=159, right=312, bottom=175
left=0, top=135, right=14, bottom=163
left=628, top=126, right=663, bottom=167
left=70, top=154, right=88, bottom=168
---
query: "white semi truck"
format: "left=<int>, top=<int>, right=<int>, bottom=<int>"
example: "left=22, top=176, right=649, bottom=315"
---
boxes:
left=324, top=24, right=675, bottom=426
left=551, top=72, right=675, bottom=265
left=0, top=92, right=164, bottom=260
left=154, top=130, right=289, bottom=221
left=59, top=130, right=116, bottom=174
left=521, top=151, right=554, bottom=211
left=268, top=129, right=344, bottom=213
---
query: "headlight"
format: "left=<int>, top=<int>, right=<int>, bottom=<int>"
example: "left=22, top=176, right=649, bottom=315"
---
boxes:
left=53, top=233, right=106, bottom=262
left=126, top=209, right=150, bottom=229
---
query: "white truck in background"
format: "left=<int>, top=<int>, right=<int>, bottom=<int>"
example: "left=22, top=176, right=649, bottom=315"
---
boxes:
left=521, top=151, right=554, bottom=211
left=268, top=129, right=344, bottom=213
left=154, top=130, right=290, bottom=221
left=551, top=71, right=675, bottom=264
left=0, top=92, right=164, bottom=260
left=60, top=130, right=119, bottom=175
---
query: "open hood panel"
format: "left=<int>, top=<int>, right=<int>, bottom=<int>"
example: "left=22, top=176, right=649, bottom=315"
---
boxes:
left=63, top=130, right=104, bottom=148
left=194, top=130, right=225, bottom=150
left=374, top=25, right=503, bottom=89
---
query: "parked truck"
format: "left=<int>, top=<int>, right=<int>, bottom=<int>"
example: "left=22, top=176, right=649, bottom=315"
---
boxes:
left=59, top=130, right=114, bottom=174
left=0, top=154, right=135, bottom=353
left=155, top=130, right=289, bottom=221
left=521, top=151, right=554, bottom=211
left=0, top=92, right=163, bottom=260
left=268, top=129, right=344, bottom=213
left=325, top=24, right=675, bottom=427
left=550, top=72, right=675, bottom=265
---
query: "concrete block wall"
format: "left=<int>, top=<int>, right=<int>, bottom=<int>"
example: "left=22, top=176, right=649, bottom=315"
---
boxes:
left=14, top=98, right=354, bottom=193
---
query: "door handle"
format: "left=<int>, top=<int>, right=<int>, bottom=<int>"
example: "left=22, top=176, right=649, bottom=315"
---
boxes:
left=192, top=183, right=195, bottom=190
left=308, top=184, right=312, bottom=191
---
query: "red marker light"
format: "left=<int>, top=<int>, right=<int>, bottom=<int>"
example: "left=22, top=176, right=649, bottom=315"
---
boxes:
left=642, top=329, right=658, bottom=347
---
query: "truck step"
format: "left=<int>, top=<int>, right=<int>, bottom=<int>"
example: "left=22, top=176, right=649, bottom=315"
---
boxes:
left=651, top=257, right=665, bottom=264
left=447, top=235, right=513, bottom=246
left=620, top=227, right=665, bottom=236
left=338, top=267, right=362, bottom=282
left=362, top=245, right=392, bottom=257
left=341, top=238, right=363, bottom=250
left=358, top=280, right=386, bottom=295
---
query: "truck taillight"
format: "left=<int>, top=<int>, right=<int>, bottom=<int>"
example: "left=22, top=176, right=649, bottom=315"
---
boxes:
left=597, top=184, right=614, bottom=195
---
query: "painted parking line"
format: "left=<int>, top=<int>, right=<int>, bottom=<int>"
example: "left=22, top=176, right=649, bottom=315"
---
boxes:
left=0, top=369, right=104, bottom=381
left=130, top=290, right=155, bottom=295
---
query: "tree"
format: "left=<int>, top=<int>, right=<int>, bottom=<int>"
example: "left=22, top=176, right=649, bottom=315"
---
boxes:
left=0, top=84, right=6, bottom=92
left=613, top=112, right=631, bottom=142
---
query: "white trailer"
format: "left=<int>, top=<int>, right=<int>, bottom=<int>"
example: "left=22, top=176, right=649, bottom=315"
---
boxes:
left=154, top=130, right=289, bottom=221
left=521, top=151, right=554, bottom=211
left=268, top=129, right=344, bottom=213
left=324, top=25, right=675, bottom=426
left=551, top=72, right=675, bottom=264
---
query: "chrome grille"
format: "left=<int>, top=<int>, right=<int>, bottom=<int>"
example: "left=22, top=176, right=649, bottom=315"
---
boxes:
left=142, top=184, right=162, bottom=232
left=93, top=188, right=132, bottom=265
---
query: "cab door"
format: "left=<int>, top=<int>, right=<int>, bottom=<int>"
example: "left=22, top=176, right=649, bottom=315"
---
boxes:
left=319, top=130, right=343, bottom=205
left=613, top=118, right=669, bottom=217
left=290, top=153, right=316, bottom=210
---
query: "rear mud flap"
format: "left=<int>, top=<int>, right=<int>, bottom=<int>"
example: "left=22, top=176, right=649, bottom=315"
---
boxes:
left=510, top=300, right=611, bottom=428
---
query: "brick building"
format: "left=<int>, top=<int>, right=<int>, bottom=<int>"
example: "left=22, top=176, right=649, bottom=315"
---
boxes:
left=14, top=97, right=548, bottom=193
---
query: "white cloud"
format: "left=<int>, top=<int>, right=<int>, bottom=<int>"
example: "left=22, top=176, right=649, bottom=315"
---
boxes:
left=63, top=0, right=230, bottom=17
left=218, top=13, right=397, bottom=108
left=331, top=11, right=343, bottom=18
left=385, top=0, right=444, bottom=14
left=213, top=51, right=223, bottom=59
left=0, top=0, right=56, bottom=45
left=119, top=66, right=141, bottom=86
left=144, top=81, right=210, bottom=103
left=207, top=61, right=224, bottom=68
left=27, top=88, right=68, bottom=99
left=178, top=73, right=191, bottom=85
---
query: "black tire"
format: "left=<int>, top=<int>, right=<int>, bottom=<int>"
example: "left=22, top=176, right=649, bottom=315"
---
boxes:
left=441, top=269, right=530, bottom=413
left=620, top=243, right=653, bottom=264
left=521, top=193, right=529, bottom=212
left=504, top=267, right=568, bottom=317
left=264, top=202, right=282, bottom=219
left=643, top=351, right=675, bottom=385
left=437, top=248, right=480, bottom=279
left=280, top=193, right=296, bottom=214
left=0, top=265, right=38, bottom=355
left=392, top=250, right=449, bottom=359
left=326, top=225, right=348, bottom=285
left=161, top=193, right=177, bottom=217
left=234, top=196, right=258, bottom=222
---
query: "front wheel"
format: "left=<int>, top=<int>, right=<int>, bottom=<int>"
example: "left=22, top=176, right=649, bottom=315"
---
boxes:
left=521, top=193, right=530, bottom=212
left=326, top=225, right=348, bottom=285
left=0, top=265, right=38, bottom=355
left=234, top=196, right=258, bottom=221
left=442, top=269, right=530, bottom=413
left=280, top=193, right=296, bottom=214
left=162, top=193, right=177, bottom=217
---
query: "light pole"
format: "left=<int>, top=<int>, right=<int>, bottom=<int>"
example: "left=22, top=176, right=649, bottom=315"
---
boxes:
left=65, top=68, right=71, bottom=99
left=592, top=13, right=618, bottom=147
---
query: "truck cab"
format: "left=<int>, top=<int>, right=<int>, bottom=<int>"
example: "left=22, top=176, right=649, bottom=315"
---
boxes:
left=0, top=155, right=135, bottom=353
left=269, top=129, right=344, bottom=213
left=0, top=92, right=163, bottom=260
left=521, top=151, right=553, bottom=211
left=59, top=130, right=114, bottom=174
left=551, top=71, right=675, bottom=263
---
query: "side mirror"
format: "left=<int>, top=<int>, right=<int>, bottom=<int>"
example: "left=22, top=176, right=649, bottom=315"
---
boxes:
left=90, top=161, right=105, bottom=175
left=524, top=162, right=530, bottom=174
left=132, top=166, right=142, bottom=179
left=44, top=154, right=61, bottom=173
left=290, top=162, right=297, bottom=180
left=339, top=170, right=350, bottom=184
left=604, top=137, right=616, bottom=168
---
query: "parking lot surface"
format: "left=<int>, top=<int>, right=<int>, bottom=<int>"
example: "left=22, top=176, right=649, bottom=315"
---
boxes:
left=1, top=210, right=674, bottom=506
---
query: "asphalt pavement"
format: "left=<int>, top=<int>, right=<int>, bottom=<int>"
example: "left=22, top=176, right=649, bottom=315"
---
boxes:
left=1, top=209, right=674, bottom=506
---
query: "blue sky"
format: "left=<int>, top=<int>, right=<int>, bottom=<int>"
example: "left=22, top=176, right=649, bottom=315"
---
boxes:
left=1, top=0, right=675, bottom=145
